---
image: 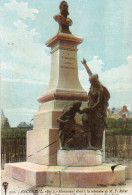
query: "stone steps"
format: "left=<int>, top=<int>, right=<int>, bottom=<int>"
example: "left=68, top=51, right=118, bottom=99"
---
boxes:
left=5, top=162, right=130, bottom=187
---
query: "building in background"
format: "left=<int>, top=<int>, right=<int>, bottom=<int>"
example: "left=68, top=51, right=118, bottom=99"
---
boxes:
left=118, top=105, right=130, bottom=118
left=1, top=109, right=10, bottom=130
left=107, top=105, right=131, bottom=119
left=1, top=109, right=33, bottom=132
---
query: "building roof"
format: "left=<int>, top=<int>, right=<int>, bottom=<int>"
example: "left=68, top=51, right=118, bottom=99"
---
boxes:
left=1, top=109, right=5, bottom=117
left=17, top=122, right=31, bottom=128
left=118, top=105, right=130, bottom=113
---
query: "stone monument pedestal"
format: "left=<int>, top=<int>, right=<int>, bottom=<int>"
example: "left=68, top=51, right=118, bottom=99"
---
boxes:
left=38, top=33, right=88, bottom=103
left=26, top=33, right=88, bottom=166
left=57, top=149, right=102, bottom=166
left=5, top=162, right=129, bottom=187
left=27, top=128, right=59, bottom=165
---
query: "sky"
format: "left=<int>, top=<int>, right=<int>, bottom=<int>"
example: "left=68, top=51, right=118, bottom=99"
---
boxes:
left=0, top=0, right=132, bottom=127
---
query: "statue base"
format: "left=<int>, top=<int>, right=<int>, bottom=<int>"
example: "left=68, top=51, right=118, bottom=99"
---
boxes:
left=5, top=162, right=130, bottom=187
left=57, top=149, right=102, bottom=166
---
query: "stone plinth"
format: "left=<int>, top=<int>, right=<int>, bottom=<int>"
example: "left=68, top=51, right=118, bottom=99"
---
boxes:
left=38, top=33, right=88, bottom=103
left=57, top=150, right=102, bottom=166
left=26, top=33, right=88, bottom=166
left=5, top=162, right=127, bottom=187
left=27, top=128, right=59, bottom=165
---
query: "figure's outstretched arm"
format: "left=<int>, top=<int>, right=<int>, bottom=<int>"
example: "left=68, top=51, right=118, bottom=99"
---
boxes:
left=81, top=58, right=92, bottom=76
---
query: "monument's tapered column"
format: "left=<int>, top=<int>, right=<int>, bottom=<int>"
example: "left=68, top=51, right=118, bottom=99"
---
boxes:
left=38, top=33, right=87, bottom=102
left=33, top=33, right=88, bottom=130
left=27, top=33, right=88, bottom=165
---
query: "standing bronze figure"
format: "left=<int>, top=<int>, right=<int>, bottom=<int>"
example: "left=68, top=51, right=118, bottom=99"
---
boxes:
left=81, top=58, right=110, bottom=149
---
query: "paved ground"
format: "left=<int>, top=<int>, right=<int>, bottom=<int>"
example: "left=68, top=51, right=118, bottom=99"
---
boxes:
left=1, top=170, right=132, bottom=195
left=105, top=158, right=132, bottom=166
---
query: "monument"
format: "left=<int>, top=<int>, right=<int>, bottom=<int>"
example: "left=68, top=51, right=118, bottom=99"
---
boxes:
left=5, top=1, right=129, bottom=187
left=27, top=0, right=88, bottom=166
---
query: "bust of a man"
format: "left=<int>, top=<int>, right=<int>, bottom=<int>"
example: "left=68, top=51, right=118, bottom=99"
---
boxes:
left=54, top=1, right=72, bottom=34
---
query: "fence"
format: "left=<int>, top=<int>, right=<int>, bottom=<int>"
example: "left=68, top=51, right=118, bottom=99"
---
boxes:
left=1, top=132, right=132, bottom=169
left=105, top=135, right=132, bottom=159
left=1, top=132, right=26, bottom=169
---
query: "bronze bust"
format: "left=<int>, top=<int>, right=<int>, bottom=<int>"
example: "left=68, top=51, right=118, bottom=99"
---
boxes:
left=54, top=1, right=72, bottom=34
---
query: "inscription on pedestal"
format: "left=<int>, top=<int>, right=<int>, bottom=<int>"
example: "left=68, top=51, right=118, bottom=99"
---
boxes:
left=60, top=50, right=77, bottom=69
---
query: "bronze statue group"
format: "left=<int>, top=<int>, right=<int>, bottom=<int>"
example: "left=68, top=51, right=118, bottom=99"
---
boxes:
left=57, top=59, right=110, bottom=150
